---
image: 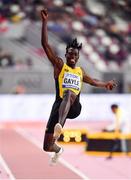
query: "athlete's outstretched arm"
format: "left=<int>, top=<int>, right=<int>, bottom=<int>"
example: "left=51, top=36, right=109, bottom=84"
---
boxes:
left=81, top=68, right=117, bottom=90
left=41, top=8, right=63, bottom=69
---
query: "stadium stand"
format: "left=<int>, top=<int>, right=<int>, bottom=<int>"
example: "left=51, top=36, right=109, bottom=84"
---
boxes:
left=0, top=0, right=131, bottom=70
left=0, top=0, right=131, bottom=93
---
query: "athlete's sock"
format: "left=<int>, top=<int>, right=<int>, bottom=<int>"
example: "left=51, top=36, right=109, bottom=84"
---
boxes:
left=50, top=147, right=64, bottom=165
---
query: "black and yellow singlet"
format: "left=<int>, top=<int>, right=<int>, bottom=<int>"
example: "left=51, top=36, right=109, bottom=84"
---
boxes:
left=55, top=63, right=83, bottom=99
left=46, top=63, right=83, bottom=133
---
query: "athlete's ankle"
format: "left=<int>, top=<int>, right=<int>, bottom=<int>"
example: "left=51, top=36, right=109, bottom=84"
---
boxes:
left=55, top=147, right=61, bottom=153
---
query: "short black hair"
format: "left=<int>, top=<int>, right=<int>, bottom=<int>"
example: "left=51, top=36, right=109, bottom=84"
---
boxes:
left=111, top=104, right=118, bottom=109
left=66, top=38, right=82, bottom=52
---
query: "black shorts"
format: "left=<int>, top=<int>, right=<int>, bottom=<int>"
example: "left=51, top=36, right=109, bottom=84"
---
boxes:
left=45, top=97, right=82, bottom=133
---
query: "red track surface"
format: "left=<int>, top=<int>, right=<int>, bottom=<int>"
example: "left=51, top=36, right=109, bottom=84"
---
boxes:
left=0, top=121, right=131, bottom=179
left=0, top=128, right=82, bottom=179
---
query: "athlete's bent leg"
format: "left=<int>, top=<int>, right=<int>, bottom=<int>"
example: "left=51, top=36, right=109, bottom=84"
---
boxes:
left=53, top=90, right=77, bottom=139
left=58, top=90, right=77, bottom=127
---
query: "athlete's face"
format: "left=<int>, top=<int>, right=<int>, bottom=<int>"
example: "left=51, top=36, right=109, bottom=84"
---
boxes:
left=65, top=48, right=79, bottom=67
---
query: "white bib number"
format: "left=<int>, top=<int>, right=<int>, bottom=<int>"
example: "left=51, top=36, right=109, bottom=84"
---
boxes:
left=62, top=73, right=81, bottom=90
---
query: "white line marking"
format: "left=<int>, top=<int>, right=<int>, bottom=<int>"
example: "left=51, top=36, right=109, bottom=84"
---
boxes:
left=15, top=127, right=90, bottom=180
left=0, top=154, right=15, bottom=180
left=59, top=158, right=89, bottom=180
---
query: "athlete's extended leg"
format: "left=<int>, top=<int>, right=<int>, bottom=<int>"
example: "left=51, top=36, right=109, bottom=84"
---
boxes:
left=53, top=90, right=77, bottom=139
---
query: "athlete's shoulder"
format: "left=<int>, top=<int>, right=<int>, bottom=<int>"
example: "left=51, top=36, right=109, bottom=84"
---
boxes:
left=76, top=66, right=83, bottom=72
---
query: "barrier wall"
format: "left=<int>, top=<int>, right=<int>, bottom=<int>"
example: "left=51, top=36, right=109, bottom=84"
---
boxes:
left=0, top=94, right=131, bottom=122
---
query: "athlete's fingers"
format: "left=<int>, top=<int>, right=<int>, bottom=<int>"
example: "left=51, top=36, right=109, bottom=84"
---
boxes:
left=41, top=8, right=48, bottom=20
left=110, top=79, right=117, bottom=87
left=41, top=8, right=48, bottom=16
left=112, top=79, right=117, bottom=87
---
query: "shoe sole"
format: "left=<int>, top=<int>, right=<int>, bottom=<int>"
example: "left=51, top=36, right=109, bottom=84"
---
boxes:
left=53, top=123, right=62, bottom=139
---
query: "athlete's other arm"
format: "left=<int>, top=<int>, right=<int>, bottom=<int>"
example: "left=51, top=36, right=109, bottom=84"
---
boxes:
left=41, top=8, right=63, bottom=69
left=81, top=68, right=117, bottom=90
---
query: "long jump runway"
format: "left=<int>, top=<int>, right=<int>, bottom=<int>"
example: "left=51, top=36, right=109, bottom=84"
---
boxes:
left=1, top=122, right=131, bottom=180
left=0, top=128, right=84, bottom=179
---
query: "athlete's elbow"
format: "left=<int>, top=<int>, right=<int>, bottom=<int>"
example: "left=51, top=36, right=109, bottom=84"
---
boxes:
left=41, top=37, right=47, bottom=46
left=41, top=41, right=46, bottom=48
left=43, top=143, right=52, bottom=152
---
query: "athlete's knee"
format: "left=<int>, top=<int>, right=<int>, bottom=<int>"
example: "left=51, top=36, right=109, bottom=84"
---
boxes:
left=43, top=143, right=51, bottom=152
left=43, top=144, right=47, bottom=151
left=43, top=140, right=54, bottom=152
left=43, top=133, right=54, bottom=152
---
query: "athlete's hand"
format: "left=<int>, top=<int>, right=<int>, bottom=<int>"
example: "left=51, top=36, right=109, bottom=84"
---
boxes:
left=41, top=8, right=48, bottom=21
left=105, top=79, right=117, bottom=90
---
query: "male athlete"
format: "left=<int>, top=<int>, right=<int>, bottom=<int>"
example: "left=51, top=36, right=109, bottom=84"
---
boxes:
left=105, top=104, right=130, bottom=159
left=41, top=8, right=117, bottom=165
